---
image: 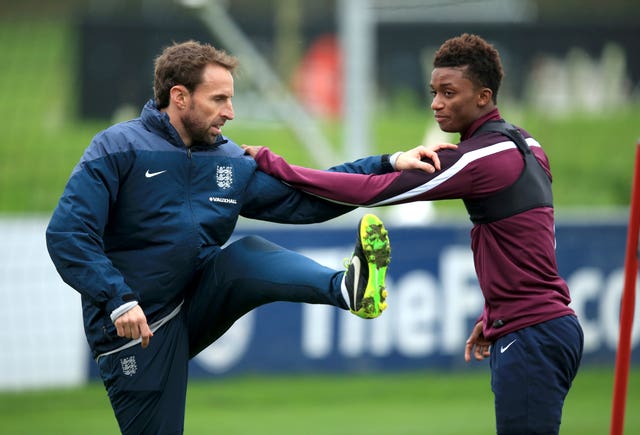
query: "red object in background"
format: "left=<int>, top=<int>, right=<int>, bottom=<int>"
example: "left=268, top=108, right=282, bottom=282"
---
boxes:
left=292, top=34, right=342, bottom=119
left=610, top=142, right=640, bottom=435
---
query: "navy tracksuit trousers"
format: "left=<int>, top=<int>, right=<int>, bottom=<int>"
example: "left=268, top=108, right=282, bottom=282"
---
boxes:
left=491, top=315, right=583, bottom=435
left=98, top=235, right=347, bottom=434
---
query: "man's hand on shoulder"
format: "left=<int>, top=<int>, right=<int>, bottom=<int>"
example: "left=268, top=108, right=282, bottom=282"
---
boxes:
left=241, top=144, right=263, bottom=158
left=394, top=143, right=457, bottom=172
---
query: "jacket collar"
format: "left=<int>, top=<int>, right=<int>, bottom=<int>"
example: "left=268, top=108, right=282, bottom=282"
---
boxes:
left=140, top=99, right=227, bottom=149
left=460, top=108, right=502, bottom=141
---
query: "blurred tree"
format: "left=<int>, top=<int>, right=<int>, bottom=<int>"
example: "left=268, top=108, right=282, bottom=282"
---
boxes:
left=1, top=0, right=639, bottom=25
left=535, top=0, right=640, bottom=23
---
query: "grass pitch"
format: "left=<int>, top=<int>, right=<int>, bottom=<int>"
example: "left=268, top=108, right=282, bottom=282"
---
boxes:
left=0, top=366, right=637, bottom=434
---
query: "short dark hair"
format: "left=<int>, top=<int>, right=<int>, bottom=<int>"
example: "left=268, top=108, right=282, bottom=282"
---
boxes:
left=433, top=33, right=503, bottom=103
left=153, top=40, right=239, bottom=109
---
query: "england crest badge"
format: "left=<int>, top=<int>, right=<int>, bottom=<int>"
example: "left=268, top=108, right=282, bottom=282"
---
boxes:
left=216, top=165, right=233, bottom=189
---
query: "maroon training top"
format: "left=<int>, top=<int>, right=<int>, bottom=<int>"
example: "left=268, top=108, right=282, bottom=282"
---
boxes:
left=253, top=109, right=576, bottom=341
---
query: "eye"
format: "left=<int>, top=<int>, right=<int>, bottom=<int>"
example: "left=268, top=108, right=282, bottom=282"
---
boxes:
left=212, top=95, right=230, bottom=103
left=429, top=90, right=437, bottom=97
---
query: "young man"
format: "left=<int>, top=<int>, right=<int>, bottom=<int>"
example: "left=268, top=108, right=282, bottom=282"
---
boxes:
left=245, top=33, right=584, bottom=435
left=45, top=41, right=402, bottom=434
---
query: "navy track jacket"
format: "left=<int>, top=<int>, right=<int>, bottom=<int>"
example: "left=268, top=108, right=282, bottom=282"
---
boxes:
left=46, top=99, right=365, bottom=358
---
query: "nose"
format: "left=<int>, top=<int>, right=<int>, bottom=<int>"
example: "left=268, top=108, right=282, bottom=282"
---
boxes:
left=431, top=94, right=443, bottom=111
left=223, top=102, right=235, bottom=120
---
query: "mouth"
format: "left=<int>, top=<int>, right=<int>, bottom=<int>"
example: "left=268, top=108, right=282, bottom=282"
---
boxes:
left=210, top=124, right=223, bottom=136
left=434, top=115, right=447, bottom=124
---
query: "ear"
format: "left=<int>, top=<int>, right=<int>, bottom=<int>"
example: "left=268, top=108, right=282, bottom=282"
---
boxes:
left=477, top=87, right=493, bottom=108
left=169, top=85, right=190, bottom=110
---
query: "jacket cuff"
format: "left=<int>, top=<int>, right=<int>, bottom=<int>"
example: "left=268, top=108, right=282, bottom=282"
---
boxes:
left=105, top=293, right=137, bottom=317
left=380, top=154, right=395, bottom=173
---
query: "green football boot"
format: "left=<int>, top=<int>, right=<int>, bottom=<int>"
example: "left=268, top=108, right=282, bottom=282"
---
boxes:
left=344, top=213, right=391, bottom=319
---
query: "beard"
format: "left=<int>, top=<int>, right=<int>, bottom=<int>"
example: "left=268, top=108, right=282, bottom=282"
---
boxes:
left=182, top=106, right=218, bottom=145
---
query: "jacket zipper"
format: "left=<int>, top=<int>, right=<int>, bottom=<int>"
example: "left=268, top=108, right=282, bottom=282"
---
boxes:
left=186, top=146, right=199, bottom=248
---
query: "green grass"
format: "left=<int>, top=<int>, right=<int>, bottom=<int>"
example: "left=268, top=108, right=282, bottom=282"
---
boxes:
left=523, top=107, right=640, bottom=206
left=0, top=18, right=108, bottom=212
left=0, top=367, right=638, bottom=434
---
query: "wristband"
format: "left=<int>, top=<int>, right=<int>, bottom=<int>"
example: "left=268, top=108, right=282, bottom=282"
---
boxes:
left=389, top=152, right=403, bottom=170
left=110, top=301, right=139, bottom=323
